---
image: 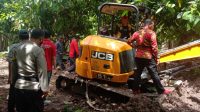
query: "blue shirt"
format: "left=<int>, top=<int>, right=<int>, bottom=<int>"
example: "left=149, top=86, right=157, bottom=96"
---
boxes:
left=55, top=41, right=63, bottom=55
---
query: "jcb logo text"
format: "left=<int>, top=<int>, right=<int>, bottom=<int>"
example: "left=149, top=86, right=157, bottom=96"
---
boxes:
left=91, top=51, right=114, bottom=61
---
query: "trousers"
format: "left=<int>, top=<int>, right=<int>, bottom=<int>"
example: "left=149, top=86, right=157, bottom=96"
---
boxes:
left=47, top=71, right=52, bottom=84
left=15, top=88, right=44, bottom=112
left=68, top=57, right=76, bottom=72
left=7, top=84, right=15, bottom=112
left=56, top=54, right=65, bottom=70
left=133, top=57, right=165, bottom=94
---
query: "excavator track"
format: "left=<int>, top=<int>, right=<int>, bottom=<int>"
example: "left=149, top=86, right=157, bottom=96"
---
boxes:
left=56, top=71, right=165, bottom=103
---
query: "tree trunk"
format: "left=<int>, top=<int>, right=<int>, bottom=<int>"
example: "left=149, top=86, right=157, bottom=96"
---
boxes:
left=0, top=34, right=9, bottom=52
left=0, top=35, right=2, bottom=51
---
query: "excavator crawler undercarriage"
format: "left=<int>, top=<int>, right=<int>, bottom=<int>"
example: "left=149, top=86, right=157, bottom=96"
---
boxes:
left=56, top=39, right=200, bottom=102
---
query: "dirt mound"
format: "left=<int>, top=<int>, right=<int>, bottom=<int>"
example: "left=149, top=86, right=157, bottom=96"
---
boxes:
left=115, top=95, right=164, bottom=112
left=161, top=74, right=200, bottom=112
left=107, top=67, right=200, bottom=112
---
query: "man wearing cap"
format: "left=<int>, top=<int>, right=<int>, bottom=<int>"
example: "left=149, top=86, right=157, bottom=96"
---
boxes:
left=14, top=29, right=48, bottom=112
left=127, top=19, right=171, bottom=94
left=7, top=29, right=29, bottom=112
left=68, top=34, right=80, bottom=72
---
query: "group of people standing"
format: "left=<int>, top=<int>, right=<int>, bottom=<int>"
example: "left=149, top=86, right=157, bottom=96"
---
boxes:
left=7, top=29, right=80, bottom=112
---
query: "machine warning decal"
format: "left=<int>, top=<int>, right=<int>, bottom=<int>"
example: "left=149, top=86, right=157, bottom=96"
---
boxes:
left=91, top=51, right=114, bottom=61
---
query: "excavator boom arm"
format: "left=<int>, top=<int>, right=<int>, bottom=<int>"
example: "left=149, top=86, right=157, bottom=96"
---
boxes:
left=159, top=39, right=200, bottom=63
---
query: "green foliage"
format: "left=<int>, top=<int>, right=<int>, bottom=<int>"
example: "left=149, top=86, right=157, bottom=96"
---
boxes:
left=128, top=0, right=200, bottom=45
left=0, top=52, right=7, bottom=58
left=63, top=104, right=85, bottom=112
left=0, top=0, right=108, bottom=37
left=0, top=0, right=200, bottom=48
left=63, top=105, right=74, bottom=112
left=0, top=96, right=2, bottom=102
left=181, top=1, right=200, bottom=30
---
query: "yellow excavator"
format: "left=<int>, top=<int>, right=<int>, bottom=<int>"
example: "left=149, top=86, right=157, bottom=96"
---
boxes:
left=56, top=2, right=200, bottom=101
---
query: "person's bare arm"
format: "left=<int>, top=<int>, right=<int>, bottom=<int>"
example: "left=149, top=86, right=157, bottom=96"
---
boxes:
left=8, top=62, right=12, bottom=84
left=53, top=56, right=56, bottom=69
left=7, top=46, right=15, bottom=84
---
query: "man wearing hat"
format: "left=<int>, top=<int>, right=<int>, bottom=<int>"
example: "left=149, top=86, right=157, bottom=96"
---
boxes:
left=7, top=29, right=29, bottom=112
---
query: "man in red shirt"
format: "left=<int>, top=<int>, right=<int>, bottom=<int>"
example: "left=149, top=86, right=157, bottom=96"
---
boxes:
left=68, top=34, right=80, bottom=72
left=41, top=30, right=56, bottom=84
left=128, top=19, right=171, bottom=94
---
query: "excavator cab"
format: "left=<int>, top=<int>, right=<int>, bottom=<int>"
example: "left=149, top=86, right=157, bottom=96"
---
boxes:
left=76, top=3, right=140, bottom=83
left=97, top=3, right=139, bottom=38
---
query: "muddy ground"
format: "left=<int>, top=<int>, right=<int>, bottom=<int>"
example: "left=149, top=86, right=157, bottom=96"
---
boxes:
left=0, top=58, right=200, bottom=112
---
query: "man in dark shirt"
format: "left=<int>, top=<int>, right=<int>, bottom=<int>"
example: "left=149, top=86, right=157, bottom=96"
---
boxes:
left=55, top=36, right=65, bottom=70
